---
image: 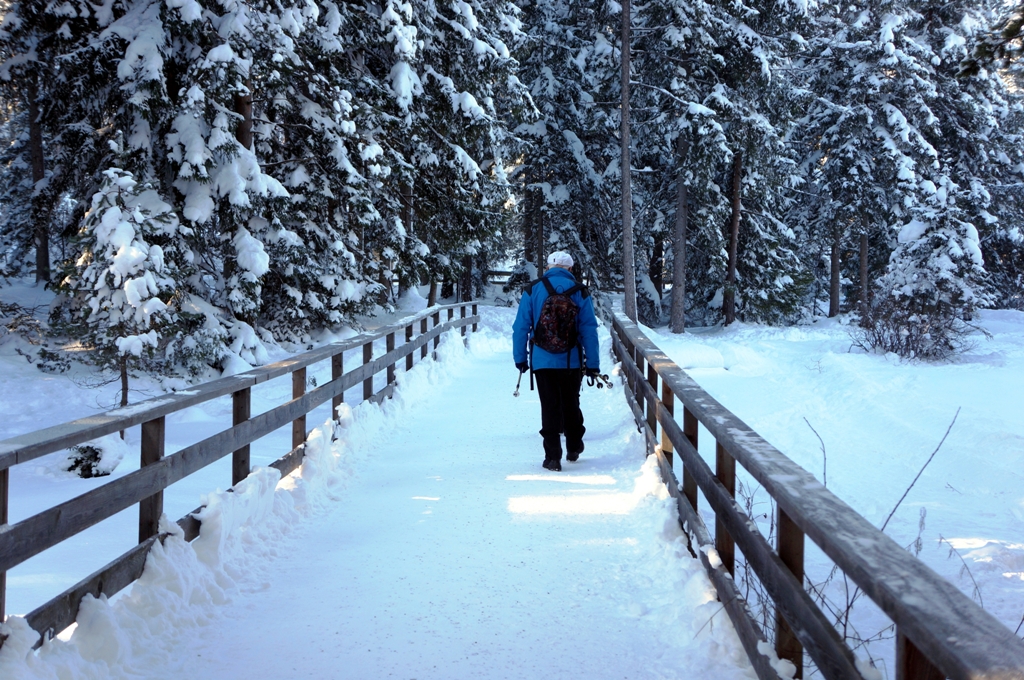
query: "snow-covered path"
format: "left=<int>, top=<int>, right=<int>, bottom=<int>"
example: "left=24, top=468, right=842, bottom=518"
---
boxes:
left=0, top=308, right=755, bottom=679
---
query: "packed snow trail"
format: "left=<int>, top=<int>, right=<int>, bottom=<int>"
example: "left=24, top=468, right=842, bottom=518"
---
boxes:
left=0, top=308, right=755, bottom=679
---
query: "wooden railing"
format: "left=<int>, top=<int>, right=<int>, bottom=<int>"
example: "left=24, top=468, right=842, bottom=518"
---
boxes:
left=0, top=303, right=479, bottom=647
left=610, top=312, right=1024, bottom=680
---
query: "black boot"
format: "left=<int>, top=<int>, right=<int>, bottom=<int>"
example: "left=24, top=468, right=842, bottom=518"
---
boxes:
left=566, top=441, right=584, bottom=463
left=542, top=458, right=562, bottom=472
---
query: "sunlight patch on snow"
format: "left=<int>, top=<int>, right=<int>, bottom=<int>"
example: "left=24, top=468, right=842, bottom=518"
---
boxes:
left=508, top=492, right=637, bottom=515
left=570, top=537, right=639, bottom=547
left=505, top=474, right=617, bottom=485
left=412, top=496, right=440, bottom=501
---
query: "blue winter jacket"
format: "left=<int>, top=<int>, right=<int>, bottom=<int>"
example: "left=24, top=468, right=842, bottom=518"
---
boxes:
left=512, top=268, right=601, bottom=371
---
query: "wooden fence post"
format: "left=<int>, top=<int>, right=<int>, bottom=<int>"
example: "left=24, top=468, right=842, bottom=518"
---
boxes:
left=139, top=417, right=165, bottom=543
left=232, top=388, right=251, bottom=485
left=472, top=303, right=478, bottom=333
left=635, top=351, right=646, bottom=429
left=1, top=466, right=7, bottom=623
left=332, top=352, right=344, bottom=418
left=432, top=312, right=441, bottom=354
left=460, top=305, right=467, bottom=338
left=897, top=631, right=945, bottom=680
left=386, top=332, right=396, bottom=387
left=646, top=362, right=658, bottom=452
left=777, top=507, right=805, bottom=677
left=363, top=341, right=374, bottom=401
left=660, top=383, right=674, bottom=467
left=405, top=325, right=414, bottom=371
left=292, top=368, right=306, bottom=451
left=420, top=318, right=428, bottom=360
left=682, top=408, right=699, bottom=510
left=715, top=441, right=736, bottom=576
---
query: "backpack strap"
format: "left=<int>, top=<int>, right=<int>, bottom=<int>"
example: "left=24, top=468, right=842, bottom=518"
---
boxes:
left=540, top=277, right=556, bottom=296
left=523, top=278, right=543, bottom=296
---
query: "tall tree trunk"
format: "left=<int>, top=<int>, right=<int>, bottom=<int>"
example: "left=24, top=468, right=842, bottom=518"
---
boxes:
left=649, top=238, right=663, bottom=299
left=28, top=78, right=48, bottom=284
left=723, top=151, right=743, bottom=325
left=670, top=136, right=689, bottom=333
left=234, top=80, right=253, bottom=151
left=399, top=181, right=415, bottom=297
left=829, top=228, right=841, bottom=317
left=524, top=176, right=535, bottom=267
left=860, top=228, right=870, bottom=326
left=620, top=0, right=637, bottom=322
left=119, top=355, right=129, bottom=440
left=535, top=192, right=545, bottom=272
left=428, top=279, right=439, bottom=307
left=378, top=263, right=391, bottom=306
left=460, top=254, right=473, bottom=302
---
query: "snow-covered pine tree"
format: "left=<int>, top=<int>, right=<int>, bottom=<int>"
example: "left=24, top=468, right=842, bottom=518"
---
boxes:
left=794, top=0, right=1020, bottom=353
left=388, top=0, right=528, bottom=302
left=52, top=166, right=213, bottom=403
left=0, top=0, right=113, bottom=283
left=514, top=0, right=621, bottom=294
left=630, top=0, right=808, bottom=326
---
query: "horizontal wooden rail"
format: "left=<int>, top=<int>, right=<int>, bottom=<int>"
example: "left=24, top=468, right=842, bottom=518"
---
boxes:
left=0, top=304, right=479, bottom=645
left=610, top=312, right=1024, bottom=680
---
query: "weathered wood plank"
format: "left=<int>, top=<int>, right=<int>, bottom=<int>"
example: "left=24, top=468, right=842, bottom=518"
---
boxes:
left=650, top=441, right=782, bottom=680
left=269, top=444, right=307, bottom=480
left=0, top=374, right=258, bottom=471
left=24, top=536, right=157, bottom=646
left=0, top=315, right=477, bottom=575
left=646, top=362, right=658, bottom=448
left=657, top=413, right=862, bottom=680
left=331, top=353, right=344, bottom=417
left=139, top=417, right=165, bottom=543
left=0, top=308, right=480, bottom=650
left=386, top=332, right=396, bottom=386
left=0, top=304, right=472, bottom=471
left=777, top=507, right=805, bottom=677
left=660, top=382, right=674, bottom=467
left=420, top=318, right=428, bottom=360
left=405, top=325, right=414, bottom=372
left=682, top=407, right=699, bottom=510
left=232, top=388, right=251, bottom=486
left=613, top=312, right=1024, bottom=680
left=897, top=630, right=945, bottom=680
left=362, top=341, right=373, bottom=402
left=367, top=383, right=396, bottom=405
left=292, top=367, right=306, bottom=451
left=715, top=441, right=736, bottom=577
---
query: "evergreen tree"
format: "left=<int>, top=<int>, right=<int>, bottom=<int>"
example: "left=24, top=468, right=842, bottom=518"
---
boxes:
left=52, top=166, right=221, bottom=400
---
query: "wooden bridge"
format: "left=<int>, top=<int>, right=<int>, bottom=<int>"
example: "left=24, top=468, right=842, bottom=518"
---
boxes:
left=0, top=304, right=1022, bottom=679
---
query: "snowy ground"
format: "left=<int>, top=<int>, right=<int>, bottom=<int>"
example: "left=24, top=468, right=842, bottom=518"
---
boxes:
left=0, top=302, right=756, bottom=679
left=3, top=277, right=1021, bottom=679
left=648, top=311, right=1024, bottom=676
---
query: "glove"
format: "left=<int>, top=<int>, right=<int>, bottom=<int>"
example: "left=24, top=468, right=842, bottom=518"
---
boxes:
left=516, top=362, right=529, bottom=373
left=585, top=367, right=600, bottom=378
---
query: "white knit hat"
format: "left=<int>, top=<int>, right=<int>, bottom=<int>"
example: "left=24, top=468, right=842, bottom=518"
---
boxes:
left=547, top=251, right=574, bottom=268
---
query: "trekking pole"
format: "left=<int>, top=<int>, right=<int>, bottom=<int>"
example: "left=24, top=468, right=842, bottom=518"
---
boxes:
left=586, top=373, right=614, bottom=389
left=513, top=369, right=524, bottom=397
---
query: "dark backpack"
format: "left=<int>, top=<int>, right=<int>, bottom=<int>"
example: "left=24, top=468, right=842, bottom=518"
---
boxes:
left=529, top=278, right=588, bottom=363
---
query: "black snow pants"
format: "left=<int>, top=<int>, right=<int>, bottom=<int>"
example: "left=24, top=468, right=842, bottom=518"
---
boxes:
left=534, top=368, right=585, bottom=462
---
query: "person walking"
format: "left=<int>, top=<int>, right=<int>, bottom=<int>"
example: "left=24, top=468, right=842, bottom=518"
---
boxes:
left=512, top=251, right=601, bottom=471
